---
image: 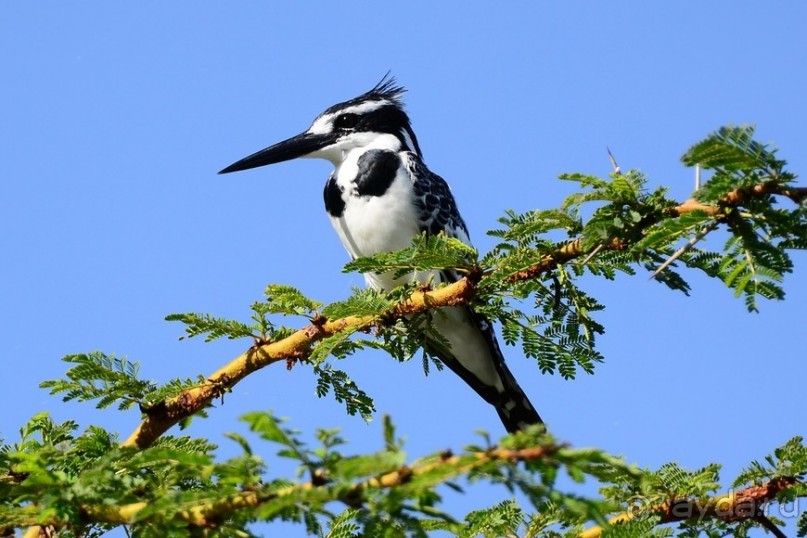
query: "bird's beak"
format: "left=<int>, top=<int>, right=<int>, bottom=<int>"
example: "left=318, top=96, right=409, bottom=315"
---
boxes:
left=219, top=131, right=338, bottom=174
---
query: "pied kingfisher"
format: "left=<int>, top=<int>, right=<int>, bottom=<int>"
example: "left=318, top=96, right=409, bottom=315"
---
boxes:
left=220, top=77, right=542, bottom=432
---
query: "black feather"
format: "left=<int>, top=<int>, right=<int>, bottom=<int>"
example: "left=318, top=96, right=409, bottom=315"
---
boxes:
left=354, top=150, right=400, bottom=197
left=323, top=174, right=345, bottom=217
left=407, top=155, right=470, bottom=240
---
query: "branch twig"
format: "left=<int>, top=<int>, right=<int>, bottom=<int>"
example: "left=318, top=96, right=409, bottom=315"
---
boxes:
left=123, top=278, right=478, bottom=448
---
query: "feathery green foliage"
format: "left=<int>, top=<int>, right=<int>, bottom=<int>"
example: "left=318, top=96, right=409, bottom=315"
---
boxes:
left=3, top=410, right=803, bottom=536
left=166, top=284, right=321, bottom=343
left=163, top=312, right=256, bottom=342
left=40, top=353, right=156, bottom=410
left=312, top=365, right=375, bottom=421
left=321, top=287, right=393, bottom=319
left=679, top=125, right=803, bottom=310
left=344, top=233, right=478, bottom=279
left=733, top=435, right=807, bottom=487
left=39, top=352, right=208, bottom=419
left=682, top=125, right=789, bottom=197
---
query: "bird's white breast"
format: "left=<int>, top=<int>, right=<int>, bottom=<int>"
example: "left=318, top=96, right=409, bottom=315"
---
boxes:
left=328, top=148, right=427, bottom=290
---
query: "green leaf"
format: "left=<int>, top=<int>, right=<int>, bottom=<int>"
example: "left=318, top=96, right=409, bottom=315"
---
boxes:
left=40, top=353, right=156, bottom=411
left=321, top=287, right=392, bottom=320
left=681, top=125, right=779, bottom=172
left=461, top=499, right=523, bottom=538
left=264, top=284, right=322, bottom=317
left=165, top=312, right=256, bottom=342
left=634, top=210, right=713, bottom=252
left=332, top=451, right=404, bottom=481
left=325, top=508, right=361, bottom=538
left=344, top=232, right=477, bottom=279
left=313, top=365, right=375, bottom=421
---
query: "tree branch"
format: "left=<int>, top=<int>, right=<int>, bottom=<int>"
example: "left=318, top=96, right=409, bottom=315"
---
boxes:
left=577, top=476, right=799, bottom=538
left=122, top=278, right=478, bottom=449
left=20, top=444, right=557, bottom=529
left=509, top=181, right=805, bottom=282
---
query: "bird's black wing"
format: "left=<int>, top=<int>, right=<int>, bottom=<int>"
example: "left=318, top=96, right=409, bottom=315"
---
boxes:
left=407, top=154, right=472, bottom=285
left=403, top=154, right=543, bottom=432
left=407, top=155, right=471, bottom=245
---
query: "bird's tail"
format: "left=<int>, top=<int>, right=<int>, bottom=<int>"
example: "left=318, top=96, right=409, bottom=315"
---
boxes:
left=425, top=306, right=543, bottom=433
left=491, top=360, right=543, bottom=433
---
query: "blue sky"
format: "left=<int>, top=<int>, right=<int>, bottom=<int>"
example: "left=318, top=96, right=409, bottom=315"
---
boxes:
left=2, top=2, right=806, bottom=535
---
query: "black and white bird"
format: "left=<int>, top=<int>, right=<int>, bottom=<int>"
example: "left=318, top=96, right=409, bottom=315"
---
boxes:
left=220, top=77, right=542, bottom=432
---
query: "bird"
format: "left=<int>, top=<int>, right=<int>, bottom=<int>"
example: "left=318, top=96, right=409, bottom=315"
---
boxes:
left=219, top=76, right=542, bottom=432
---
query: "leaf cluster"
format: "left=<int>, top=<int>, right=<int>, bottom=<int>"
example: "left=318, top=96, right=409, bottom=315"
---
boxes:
left=4, top=411, right=803, bottom=537
left=39, top=353, right=207, bottom=423
left=677, top=125, right=804, bottom=310
left=343, top=233, right=478, bottom=279
left=166, top=284, right=323, bottom=344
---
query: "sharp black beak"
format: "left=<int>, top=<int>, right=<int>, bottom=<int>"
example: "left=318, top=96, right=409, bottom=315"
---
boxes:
left=219, top=131, right=338, bottom=174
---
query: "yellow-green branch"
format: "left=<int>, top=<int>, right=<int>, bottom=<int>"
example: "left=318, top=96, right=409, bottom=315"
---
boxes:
left=509, top=181, right=805, bottom=282
left=21, top=444, right=557, bottom=529
left=122, top=278, right=477, bottom=448
left=577, top=476, right=799, bottom=538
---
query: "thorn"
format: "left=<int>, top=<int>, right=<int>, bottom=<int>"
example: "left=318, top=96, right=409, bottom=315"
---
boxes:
left=580, top=243, right=605, bottom=266
left=606, top=147, right=621, bottom=175
left=649, top=219, right=719, bottom=280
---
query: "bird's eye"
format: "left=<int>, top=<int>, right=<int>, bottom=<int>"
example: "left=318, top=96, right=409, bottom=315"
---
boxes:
left=334, top=113, right=359, bottom=130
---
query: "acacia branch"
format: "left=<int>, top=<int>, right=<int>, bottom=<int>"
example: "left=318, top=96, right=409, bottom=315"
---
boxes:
left=20, top=444, right=557, bottom=529
left=578, top=476, right=799, bottom=537
left=508, top=181, right=805, bottom=282
left=123, top=278, right=477, bottom=448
